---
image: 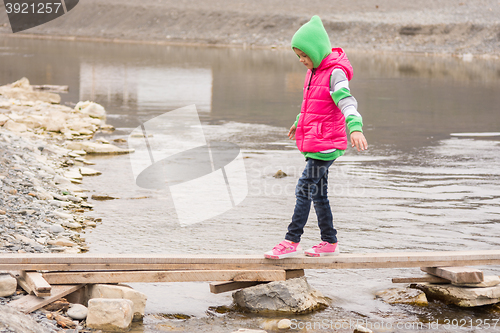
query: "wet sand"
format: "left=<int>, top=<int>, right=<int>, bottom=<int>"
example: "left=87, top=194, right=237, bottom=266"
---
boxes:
left=0, top=0, right=499, bottom=56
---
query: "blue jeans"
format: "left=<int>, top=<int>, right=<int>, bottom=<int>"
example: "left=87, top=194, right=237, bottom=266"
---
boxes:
left=285, top=158, right=338, bottom=244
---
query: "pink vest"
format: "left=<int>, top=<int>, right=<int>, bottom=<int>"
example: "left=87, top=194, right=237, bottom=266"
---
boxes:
left=295, top=48, right=354, bottom=153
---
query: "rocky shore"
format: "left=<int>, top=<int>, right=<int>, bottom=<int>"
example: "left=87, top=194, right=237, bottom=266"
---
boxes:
left=0, top=78, right=133, bottom=332
left=0, top=0, right=499, bottom=57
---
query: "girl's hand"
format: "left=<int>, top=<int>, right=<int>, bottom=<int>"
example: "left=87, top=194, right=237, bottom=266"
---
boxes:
left=350, top=131, right=368, bottom=151
left=288, top=124, right=297, bottom=139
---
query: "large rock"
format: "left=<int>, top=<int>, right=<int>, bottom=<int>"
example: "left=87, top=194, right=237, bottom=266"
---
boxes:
left=86, top=298, right=133, bottom=331
left=66, top=141, right=134, bottom=154
left=87, top=284, right=147, bottom=321
left=416, top=283, right=500, bottom=307
left=0, top=305, right=52, bottom=333
left=232, top=277, right=329, bottom=313
left=0, top=77, right=60, bottom=104
left=375, top=287, right=428, bottom=306
left=74, top=101, right=106, bottom=119
left=0, top=273, right=17, bottom=297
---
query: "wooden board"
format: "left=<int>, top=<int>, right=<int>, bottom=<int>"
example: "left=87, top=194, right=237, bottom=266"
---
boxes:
left=209, top=281, right=266, bottom=294
left=1, top=250, right=500, bottom=271
left=392, top=275, right=450, bottom=284
left=8, top=284, right=84, bottom=314
left=421, top=266, right=484, bottom=284
left=42, top=270, right=287, bottom=284
left=21, top=271, right=52, bottom=297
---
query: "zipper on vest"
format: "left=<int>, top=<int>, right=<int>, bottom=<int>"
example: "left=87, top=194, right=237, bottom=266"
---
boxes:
left=307, top=69, right=315, bottom=90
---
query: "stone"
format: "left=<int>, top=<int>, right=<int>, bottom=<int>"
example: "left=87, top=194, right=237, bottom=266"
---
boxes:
left=67, top=303, right=88, bottom=320
left=416, top=283, right=500, bottom=307
left=87, top=284, right=147, bottom=321
left=49, top=224, right=65, bottom=234
left=232, top=277, right=329, bottom=313
left=54, top=175, right=72, bottom=185
left=33, top=186, right=53, bottom=200
left=454, top=275, right=500, bottom=288
left=64, top=169, right=82, bottom=180
left=91, top=194, right=118, bottom=200
left=277, top=318, right=292, bottom=329
left=74, top=101, right=106, bottom=119
left=53, top=210, right=74, bottom=220
left=4, top=120, right=28, bottom=133
left=86, top=298, right=133, bottom=331
left=0, top=304, right=53, bottom=333
left=66, top=141, right=134, bottom=154
left=0, top=273, right=17, bottom=297
left=80, top=167, right=102, bottom=176
left=0, top=114, right=9, bottom=126
left=375, top=287, right=428, bottom=306
left=62, top=221, right=82, bottom=229
left=47, top=237, right=77, bottom=247
left=354, top=325, right=374, bottom=333
left=231, top=330, right=268, bottom=333
left=0, top=77, right=60, bottom=104
left=273, top=170, right=287, bottom=178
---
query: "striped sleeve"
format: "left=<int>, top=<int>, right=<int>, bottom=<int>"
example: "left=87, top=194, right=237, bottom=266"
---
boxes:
left=330, top=68, right=363, bottom=133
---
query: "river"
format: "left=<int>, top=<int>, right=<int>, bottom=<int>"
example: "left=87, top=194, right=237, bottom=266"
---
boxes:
left=1, top=37, right=500, bottom=332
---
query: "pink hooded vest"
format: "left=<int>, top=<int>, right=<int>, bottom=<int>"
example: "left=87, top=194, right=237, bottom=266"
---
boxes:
left=295, top=48, right=354, bottom=153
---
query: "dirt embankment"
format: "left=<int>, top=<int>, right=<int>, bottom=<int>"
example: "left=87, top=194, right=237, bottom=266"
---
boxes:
left=0, top=0, right=499, bottom=56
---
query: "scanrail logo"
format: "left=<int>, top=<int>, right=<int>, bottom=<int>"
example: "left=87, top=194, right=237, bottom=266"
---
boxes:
left=128, top=105, right=248, bottom=226
left=3, top=0, right=79, bottom=33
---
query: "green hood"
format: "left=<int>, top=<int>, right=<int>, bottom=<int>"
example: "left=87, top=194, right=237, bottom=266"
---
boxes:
left=291, top=15, right=332, bottom=68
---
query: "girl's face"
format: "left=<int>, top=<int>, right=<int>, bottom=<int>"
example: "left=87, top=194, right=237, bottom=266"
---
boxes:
left=294, top=48, right=314, bottom=70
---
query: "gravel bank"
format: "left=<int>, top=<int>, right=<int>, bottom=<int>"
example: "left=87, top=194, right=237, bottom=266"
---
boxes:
left=1, top=0, right=499, bottom=56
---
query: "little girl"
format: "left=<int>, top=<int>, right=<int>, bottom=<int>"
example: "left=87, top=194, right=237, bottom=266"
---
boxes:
left=265, top=16, right=367, bottom=259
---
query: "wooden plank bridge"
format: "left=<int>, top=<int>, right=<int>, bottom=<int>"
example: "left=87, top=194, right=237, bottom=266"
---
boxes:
left=2, top=250, right=500, bottom=313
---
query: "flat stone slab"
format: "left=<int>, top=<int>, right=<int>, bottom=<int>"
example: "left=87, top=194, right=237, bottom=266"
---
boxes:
left=416, top=283, right=500, bottom=307
left=453, top=275, right=500, bottom=288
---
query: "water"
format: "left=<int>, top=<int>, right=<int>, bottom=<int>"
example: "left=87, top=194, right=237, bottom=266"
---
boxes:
left=1, top=37, right=500, bottom=332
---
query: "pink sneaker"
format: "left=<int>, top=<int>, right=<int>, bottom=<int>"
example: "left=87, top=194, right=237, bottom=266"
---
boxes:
left=264, top=240, right=302, bottom=259
left=304, top=241, right=339, bottom=257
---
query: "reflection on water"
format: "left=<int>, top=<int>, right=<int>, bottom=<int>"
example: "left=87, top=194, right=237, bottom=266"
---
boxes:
left=1, top=37, right=500, bottom=332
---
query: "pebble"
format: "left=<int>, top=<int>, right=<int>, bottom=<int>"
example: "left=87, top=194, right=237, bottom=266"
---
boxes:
left=67, top=303, right=88, bottom=320
left=277, top=319, right=292, bottom=329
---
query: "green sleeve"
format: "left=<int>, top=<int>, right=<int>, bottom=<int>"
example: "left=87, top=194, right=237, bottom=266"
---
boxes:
left=294, top=113, right=300, bottom=127
left=346, top=115, right=363, bottom=134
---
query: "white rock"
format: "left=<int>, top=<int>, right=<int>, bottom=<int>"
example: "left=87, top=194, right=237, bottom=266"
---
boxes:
left=277, top=319, right=292, bottom=329
left=66, top=141, right=134, bottom=155
left=0, top=114, right=9, bottom=126
left=79, top=167, right=102, bottom=176
left=88, top=284, right=147, bottom=321
left=47, top=237, right=77, bottom=247
left=62, top=221, right=82, bottom=229
left=74, top=101, right=106, bottom=119
left=33, top=187, right=53, bottom=200
left=49, top=224, right=65, bottom=233
left=67, top=303, right=88, bottom=320
left=53, top=175, right=71, bottom=185
left=64, top=169, right=82, bottom=180
left=3, top=120, right=28, bottom=133
left=53, top=211, right=74, bottom=220
left=0, top=274, right=17, bottom=297
left=354, top=325, right=374, bottom=333
left=231, top=330, right=268, bottom=333
left=86, top=298, right=133, bottom=331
